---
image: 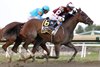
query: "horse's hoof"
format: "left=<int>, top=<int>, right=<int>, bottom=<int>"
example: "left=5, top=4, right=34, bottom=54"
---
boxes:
left=12, top=48, right=18, bottom=53
left=7, top=57, right=12, bottom=63
left=67, top=60, right=71, bottom=63
left=36, top=55, right=49, bottom=62
left=32, top=56, right=35, bottom=62
left=49, top=56, right=59, bottom=59
left=36, top=55, right=45, bottom=59
left=17, top=59, right=26, bottom=63
left=67, top=59, right=72, bottom=63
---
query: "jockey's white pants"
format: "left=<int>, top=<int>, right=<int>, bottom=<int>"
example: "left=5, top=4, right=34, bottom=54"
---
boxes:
left=49, top=13, right=61, bottom=24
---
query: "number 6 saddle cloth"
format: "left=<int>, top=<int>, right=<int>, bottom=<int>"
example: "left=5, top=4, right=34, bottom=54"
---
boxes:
left=41, top=19, right=59, bottom=35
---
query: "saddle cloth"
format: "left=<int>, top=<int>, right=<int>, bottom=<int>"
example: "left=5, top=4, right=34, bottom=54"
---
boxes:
left=41, top=19, right=60, bottom=35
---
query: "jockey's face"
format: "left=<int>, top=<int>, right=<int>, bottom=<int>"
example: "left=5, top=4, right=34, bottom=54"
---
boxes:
left=44, top=10, right=49, bottom=14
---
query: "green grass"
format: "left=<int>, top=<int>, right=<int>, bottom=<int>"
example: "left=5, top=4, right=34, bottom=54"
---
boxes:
left=0, top=51, right=99, bottom=63
left=56, top=51, right=99, bottom=62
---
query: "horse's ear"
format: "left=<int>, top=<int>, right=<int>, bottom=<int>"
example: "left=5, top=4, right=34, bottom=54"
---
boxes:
left=79, top=8, right=81, bottom=11
left=76, top=8, right=81, bottom=12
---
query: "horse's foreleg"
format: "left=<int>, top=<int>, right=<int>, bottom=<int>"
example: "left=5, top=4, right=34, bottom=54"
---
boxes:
left=12, top=37, right=22, bottom=53
left=49, top=44, right=60, bottom=59
left=29, top=35, right=43, bottom=54
left=64, top=42, right=77, bottom=63
left=21, top=39, right=35, bottom=62
left=28, top=37, right=43, bottom=61
left=54, top=44, right=60, bottom=59
left=40, top=44, right=50, bottom=56
left=23, top=40, right=30, bottom=50
left=36, top=43, right=50, bottom=62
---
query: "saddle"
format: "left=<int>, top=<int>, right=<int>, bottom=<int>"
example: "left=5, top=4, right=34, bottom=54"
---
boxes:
left=41, top=19, right=59, bottom=35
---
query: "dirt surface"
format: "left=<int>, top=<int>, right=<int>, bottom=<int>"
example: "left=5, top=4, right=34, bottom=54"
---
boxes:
left=0, top=61, right=100, bottom=67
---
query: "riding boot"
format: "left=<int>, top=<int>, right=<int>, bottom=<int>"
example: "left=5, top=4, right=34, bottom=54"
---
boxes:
left=52, top=23, right=62, bottom=35
left=49, top=20, right=61, bottom=31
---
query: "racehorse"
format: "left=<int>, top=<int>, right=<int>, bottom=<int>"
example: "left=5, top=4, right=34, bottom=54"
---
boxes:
left=0, top=21, right=50, bottom=62
left=0, top=22, right=25, bottom=62
left=19, top=8, right=93, bottom=62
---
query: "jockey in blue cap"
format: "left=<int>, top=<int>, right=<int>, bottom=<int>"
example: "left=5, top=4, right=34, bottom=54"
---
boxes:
left=29, top=5, right=50, bottom=19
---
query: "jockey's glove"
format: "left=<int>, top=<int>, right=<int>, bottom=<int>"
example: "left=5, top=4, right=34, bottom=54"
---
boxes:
left=62, top=15, right=65, bottom=18
left=46, top=17, right=49, bottom=19
left=58, top=16, right=65, bottom=22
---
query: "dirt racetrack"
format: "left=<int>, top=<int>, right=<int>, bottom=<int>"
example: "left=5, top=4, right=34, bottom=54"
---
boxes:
left=0, top=61, right=100, bottom=67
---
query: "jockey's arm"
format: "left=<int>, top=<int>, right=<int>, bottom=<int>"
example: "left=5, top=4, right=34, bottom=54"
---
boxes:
left=38, top=9, right=43, bottom=16
left=36, top=9, right=43, bottom=19
left=68, top=8, right=77, bottom=15
left=38, top=11, right=43, bottom=16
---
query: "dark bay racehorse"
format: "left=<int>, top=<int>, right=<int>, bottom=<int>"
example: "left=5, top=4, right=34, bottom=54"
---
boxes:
left=19, top=8, right=93, bottom=62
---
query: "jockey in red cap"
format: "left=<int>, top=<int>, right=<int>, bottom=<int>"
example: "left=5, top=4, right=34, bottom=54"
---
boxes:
left=51, top=2, right=76, bottom=21
left=49, top=2, right=77, bottom=34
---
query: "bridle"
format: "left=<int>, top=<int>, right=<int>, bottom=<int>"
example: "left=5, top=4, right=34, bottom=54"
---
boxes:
left=78, top=10, right=89, bottom=22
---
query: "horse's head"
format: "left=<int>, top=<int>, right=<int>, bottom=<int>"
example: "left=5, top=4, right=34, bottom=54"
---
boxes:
left=76, top=8, right=93, bottom=25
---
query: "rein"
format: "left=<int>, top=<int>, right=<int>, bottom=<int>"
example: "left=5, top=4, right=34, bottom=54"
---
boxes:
left=61, top=26, right=64, bottom=35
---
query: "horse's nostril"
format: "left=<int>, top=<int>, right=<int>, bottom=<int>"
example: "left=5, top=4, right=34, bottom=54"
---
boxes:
left=89, top=22, right=93, bottom=25
left=90, top=21, right=93, bottom=25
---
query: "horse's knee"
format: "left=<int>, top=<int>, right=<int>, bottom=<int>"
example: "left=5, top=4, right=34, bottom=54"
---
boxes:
left=2, top=45, right=7, bottom=51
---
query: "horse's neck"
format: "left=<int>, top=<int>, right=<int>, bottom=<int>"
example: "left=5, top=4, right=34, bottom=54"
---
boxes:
left=63, top=16, right=78, bottom=33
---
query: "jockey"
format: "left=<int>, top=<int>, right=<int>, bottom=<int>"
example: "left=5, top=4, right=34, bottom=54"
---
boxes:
left=29, top=5, right=50, bottom=19
left=49, top=2, right=77, bottom=30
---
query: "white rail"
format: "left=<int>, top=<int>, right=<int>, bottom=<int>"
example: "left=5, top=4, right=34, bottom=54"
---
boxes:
left=45, top=42, right=100, bottom=59
left=0, top=42, right=100, bottom=60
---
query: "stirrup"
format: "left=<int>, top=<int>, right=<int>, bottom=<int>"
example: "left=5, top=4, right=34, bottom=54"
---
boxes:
left=52, top=25, right=60, bottom=35
left=52, top=30, right=55, bottom=35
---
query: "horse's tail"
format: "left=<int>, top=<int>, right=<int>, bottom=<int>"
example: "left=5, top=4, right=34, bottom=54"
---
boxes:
left=1, top=22, right=24, bottom=39
left=0, top=29, right=3, bottom=41
left=4, top=23, right=24, bottom=39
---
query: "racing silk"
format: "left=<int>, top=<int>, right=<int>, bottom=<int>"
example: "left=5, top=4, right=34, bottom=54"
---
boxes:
left=53, top=6, right=69, bottom=16
left=30, top=8, right=44, bottom=19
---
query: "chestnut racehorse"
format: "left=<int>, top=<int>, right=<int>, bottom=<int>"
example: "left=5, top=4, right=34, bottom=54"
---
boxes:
left=0, top=22, right=49, bottom=62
